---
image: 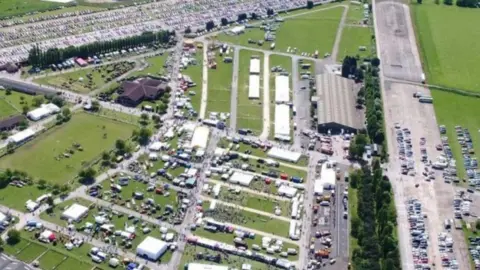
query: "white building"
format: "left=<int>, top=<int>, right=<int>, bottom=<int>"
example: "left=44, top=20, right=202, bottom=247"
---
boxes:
left=274, top=104, right=291, bottom=141
left=275, top=75, right=290, bottom=103
left=249, top=58, right=260, bottom=74
left=248, top=75, right=260, bottom=99
left=62, top=203, right=89, bottom=222
left=0, top=212, right=7, bottom=224
left=267, top=147, right=301, bottom=163
left=187, top=263, right=229, bottom=270
left=230, top=26, right=245, bottom=35
left=190, top=126, right=210, bottom=149
left=278, top=185, right=297, bottom=198
left=136, top=236, right=168, bottom=260
left=228, top=172, right=254, bottom=186
left=27, top=103, right=60, bottom=121
left=7, top=128, right=35, bottom=144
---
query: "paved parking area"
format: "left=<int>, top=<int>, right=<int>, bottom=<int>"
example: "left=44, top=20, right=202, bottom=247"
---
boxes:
left=0, top=254, right=33, bottom=270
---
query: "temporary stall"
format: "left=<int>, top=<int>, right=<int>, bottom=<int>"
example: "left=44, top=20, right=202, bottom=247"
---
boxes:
left=190, top=126, right=210, bottom=149
left=61, top=203, right=88, bottom=222
left=249, top=58, right=260, bottom=74
left=25, top=200, right=39, bottom=212
left=8, top=128, right=35, bottom=144
left=228, top=172, right=254, bottom=186
left=27, top=103, right=60, bottom=121
left=277, top=185, right=297, bottom=198
left=274, top=104, right=291, bottom=141
left=248, top=75, right=260, bottom=99
left=275, top=75, right=290, bottom=103
left=136, top=236, right=168, bottom=260
left=267, top=147, right=301, bottom=163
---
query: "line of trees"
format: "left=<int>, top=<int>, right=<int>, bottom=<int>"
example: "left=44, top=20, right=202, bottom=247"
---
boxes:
left=358, top=64, right=385, bottom=145
left=350, top=160, right=400, bottom=270
left=28, top=30, right=175, bottom=67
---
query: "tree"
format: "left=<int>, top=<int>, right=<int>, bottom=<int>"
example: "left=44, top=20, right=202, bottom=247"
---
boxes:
left=417, top=0, right=422, bottom=4
left=140, top=113, right=149, bottom=125
left=184, top=26, right=192, bottom=34
left=5, top=89, right=11, bottom=95
left=250, top=12, right=258, bottom=20
left=221, top=18, right=228, bottom=26
left=51, top=96, right=65, bottom=108
left=134, top=128, right=152, bottom=146
left=115, top=139, right=126, bottom=153
left=349, top=134, right=368, bottom=159
left=371, top=57, right=380, bottom=67
left=237, top=13, right=247, bottom=22
left=6, top=141, right=15, bottom=154
left=61, top=108, right=71, bottom=122
left=18, top=120, right=28, bottom=131
left=22, top=105, right=29, bottom=115
left=46, top=196, right=54, bottom=208
left=444, top=0, right=453, bottom=5
left=78, top=168, right=96, bottom=185
left=267, top=8, right=274, bottom=16
left=476, top=220, right=480, bottom=230
left=38, top=179, right=47, bottom=189
left=307, top=0, right=314, bottom=9
left=206, top=20, right=215, bottom=31
left=91, top=100, right=100, bottom=112
left=7, top=230, right=20, bottom=245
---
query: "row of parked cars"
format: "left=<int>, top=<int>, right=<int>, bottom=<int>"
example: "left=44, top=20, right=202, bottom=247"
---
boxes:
left=406, top=199, right=430, bottom=269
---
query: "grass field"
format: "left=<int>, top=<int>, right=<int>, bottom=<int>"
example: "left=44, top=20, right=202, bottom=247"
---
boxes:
left=35, top=62, right=135, bottom=93
left=0, top=112, right=136, bottom=183
left=431, top=90, right=480, bottom=181
left=131, top=54, right=167, bottom=78
left=0, top=0, right=64, bottom=19
left=204, top=203, right=290, bottom=237
left=192, top=227, right=299, bottom=260
left=337, top=26, right=372, bottom=60
left=346, top=3, right=368, bottom=23
left=181, top=52, right=203, bottom=113
left=412, top=1, right=480, bottom=90
left=40, top=199, right=176, bottom=259
left=39, top=250, right=66, bottom=269
left=209, top=186, right=291, bottom=217
left=10, top=5, right=105, bottom=21
left=268, top=55, right=293, bottom=140
left=178, top=245, right=283, bottom=270
left=0, top=99, right=17, bottom=118
left=0, top=184, right=48, bottom=212
left=348, top=187, right=359, bottom=259
left=206, top=52, right=233, bottom=115
left=15, top=242, right=47, bottom=263
left=219, top=6, right=344, bottom=57
left=236, top=50, right=263, bottom=133
left=0, top=90, right=35, bottom=112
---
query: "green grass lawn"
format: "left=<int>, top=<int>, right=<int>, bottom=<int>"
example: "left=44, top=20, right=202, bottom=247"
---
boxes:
left=15, top=242, right=47, bottom=263
left=0, top=0, right=64, bottom=19
left=204, top=203, right=290, bottom=237
left=337, top=26, right=372, bottom=60
left=12, top=5, right=104, bottom=21
left=206, top=52, right=233, bottom=115
left=348, top=187, right=359, bottom=259
left=35, top=62, right=135, bottom=93
left=431, top=90, right=480, bottom=182
left=192, top=227, right=299, bottom=260
left=0, top=98, right=17, bottom=118
left=219, top=6, right=344, bottom=57
left=178, top=245, right=284, bottom=270
left=99, top=176, right=180, bottom=211
left=462, top=221, right=477, bottom=270
left=412, top=1, right=480, bottom=90
left=56, top=257, right=95, bottom=270
left=181, top=52, right=203, bottom=113
left=0, top=112, right=136, bottom=184
left=39, top=250, right=67, bottom=270
left=131, top=54, right=167, bottom=78
left=268, top=55, right=293, bottom=140
left=208, top=186, right=291, bottom=217
left=218, top=138, right=309, bottom=166
left=0, top=184, right=49, bottom=212
left=0, top=90, right=35, bottom=111
left=237, top=50, right=263, bottom=134
left=347, top=3, right=368, bottom=23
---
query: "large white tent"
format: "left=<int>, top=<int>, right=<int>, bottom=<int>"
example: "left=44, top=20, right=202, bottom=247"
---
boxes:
left=7, top=128, right=35, bottom=144
left=230, top=26, right=245, bottom=35
left=27, top=103, right=60, bottom=121
left=267, top=147, right=301, bottom=163
left=190, top=126, right=210, bottom=149
left=274, top=104, right=290, bottom=141
left=62, top=203, right=88, bottom=222
left=228, top=172, right=254, bottom=186
left=187, top=263, right=229, bottom=270
left=136, top=236, right=168, bottom=260
left=249, top=58, right=260, bottom=74
left=314, top=162, right=336, bottom=194
left=275, top=75, right=290, bottom=103
left=248, top=75, right=260, bottom=99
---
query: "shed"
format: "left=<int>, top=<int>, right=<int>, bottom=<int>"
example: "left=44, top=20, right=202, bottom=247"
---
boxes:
left=278, top=185, right=297, bottom=198
left=248, top=75, right=260, bottom=99
left=228, top=172, right=254, bottom=186
left=267, top=147, right=301, bottom=163
left=275, top=75, right=290, bottom=103
left=8, top=128, right=35, bottom=144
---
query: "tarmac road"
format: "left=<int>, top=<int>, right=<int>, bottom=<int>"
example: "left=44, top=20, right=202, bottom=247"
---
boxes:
left=229, top=47, right=240, bottom=130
